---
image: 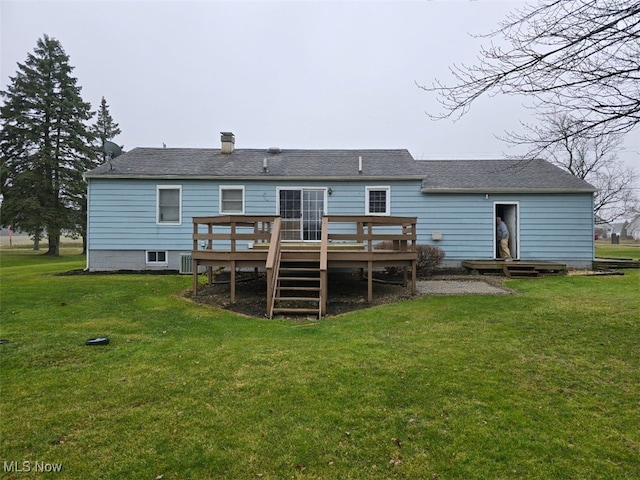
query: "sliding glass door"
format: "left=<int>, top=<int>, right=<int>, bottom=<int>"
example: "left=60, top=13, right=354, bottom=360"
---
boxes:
left=278, top=188, right=326, bottom=241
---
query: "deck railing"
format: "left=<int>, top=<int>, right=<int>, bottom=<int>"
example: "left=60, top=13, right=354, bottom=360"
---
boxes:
left=192, top=215, right=417, bottom=253
left=322, top=215, right=417, bottom=251
left=191, top=215, right=276, bottom=297
left=192, top=215, right=275, bottom=252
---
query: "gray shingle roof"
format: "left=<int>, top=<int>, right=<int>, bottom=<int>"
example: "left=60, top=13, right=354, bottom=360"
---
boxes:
left=417, top=159, right=596, bottom=192
left=86, top=148, right=422, bottom=179
left=85, top=147, right=596, bottom=192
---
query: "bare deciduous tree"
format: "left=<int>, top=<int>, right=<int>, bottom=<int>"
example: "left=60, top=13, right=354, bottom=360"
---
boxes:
left=420, top=0, right=640, bottom=221
left=533, top=114, right=638, bottom=223
left=420, top=0, right=640, bottom=147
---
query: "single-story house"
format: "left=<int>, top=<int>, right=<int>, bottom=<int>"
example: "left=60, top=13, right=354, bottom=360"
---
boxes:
left=85, top=132, right=597, bottom=272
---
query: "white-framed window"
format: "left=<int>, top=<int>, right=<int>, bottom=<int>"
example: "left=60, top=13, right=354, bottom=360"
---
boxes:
left=220, top=186, right=245, bottom=214
left=365, top=186, right=391, bottom=215
left=157, top=185, right=182, bottom=225
left=146, top=250, right=168, bottom=265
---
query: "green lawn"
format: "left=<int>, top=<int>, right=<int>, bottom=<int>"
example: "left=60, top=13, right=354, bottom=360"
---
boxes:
left=596, top=240, right=640, bottom=260
left=1, top=249, right=639, bottom=479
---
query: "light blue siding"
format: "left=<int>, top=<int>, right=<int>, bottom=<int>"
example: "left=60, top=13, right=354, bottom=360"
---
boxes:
left=87, top=179, right=420, bottom=250
left=518, top=195, right=594, bottom=261
left=406, top=193, right=594, bottom=265
left=88, top=178, right=594, bottom=269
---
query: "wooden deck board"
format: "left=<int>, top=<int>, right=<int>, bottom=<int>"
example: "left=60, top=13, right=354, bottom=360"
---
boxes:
left=593, top=258, right=640, bottom=269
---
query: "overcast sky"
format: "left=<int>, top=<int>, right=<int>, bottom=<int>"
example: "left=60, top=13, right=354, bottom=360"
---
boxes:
left=1, top=0, right=638, bottom=173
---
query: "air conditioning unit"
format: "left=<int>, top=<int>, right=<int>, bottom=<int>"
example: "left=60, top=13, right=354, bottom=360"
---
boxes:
left=179, top=253, right=192, bottom=274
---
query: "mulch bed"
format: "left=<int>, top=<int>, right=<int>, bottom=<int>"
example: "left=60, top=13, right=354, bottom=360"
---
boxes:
left=188, top=270, right=493, bottom=318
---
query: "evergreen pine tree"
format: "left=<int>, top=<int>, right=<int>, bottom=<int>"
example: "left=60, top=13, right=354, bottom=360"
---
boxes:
left=0, top=34, right=98, bottom=255
left=93, top=96, right=122, bottom=163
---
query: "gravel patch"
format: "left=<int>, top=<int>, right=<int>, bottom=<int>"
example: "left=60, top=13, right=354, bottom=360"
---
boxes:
left=416, top=279, right=512, bottom=295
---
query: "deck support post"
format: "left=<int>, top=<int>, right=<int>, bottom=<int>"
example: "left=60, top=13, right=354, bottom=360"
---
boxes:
left=192, top=259, right=198, bottom=296
left=367, top=260, right=373, bottom=302
left=320, top=270, right=328, bottom=316
left=230, top=261, right=236, bottom=303
left=411, top=260, right=417, bottom=295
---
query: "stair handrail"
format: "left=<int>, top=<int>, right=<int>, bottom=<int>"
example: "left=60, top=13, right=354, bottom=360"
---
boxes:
left=266, top=217, right=282, bottom=318
left=319, top=216, right=329, bottom=316
left=320, top=216, right=329, bottom=271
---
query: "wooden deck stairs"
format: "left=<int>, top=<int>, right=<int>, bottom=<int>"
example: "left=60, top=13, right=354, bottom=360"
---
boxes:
left=502, top=262, right=539, bottom=278
left=270, top=249, right=322, bottom=318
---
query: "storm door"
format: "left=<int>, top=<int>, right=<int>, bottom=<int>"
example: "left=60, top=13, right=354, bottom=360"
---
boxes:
left=278, top=188, right=326, bottom=241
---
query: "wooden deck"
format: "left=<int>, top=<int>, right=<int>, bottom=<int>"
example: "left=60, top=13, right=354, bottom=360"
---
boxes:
left=192, top=215, right=418, bottom=318
left=593, top=258, right=640, bottom=270
left=462, top=260, right=568, bottom=278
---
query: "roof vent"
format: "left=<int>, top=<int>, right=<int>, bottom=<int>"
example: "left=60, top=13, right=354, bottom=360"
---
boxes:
left=220, top=132, right=235, bottom=154
left=267, top=147, right=281, bottom=154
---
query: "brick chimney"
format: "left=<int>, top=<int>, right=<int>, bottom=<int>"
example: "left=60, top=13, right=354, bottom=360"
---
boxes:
left=220, top=132, right=235, bottom=154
